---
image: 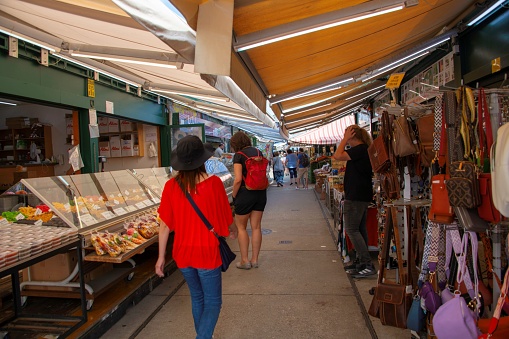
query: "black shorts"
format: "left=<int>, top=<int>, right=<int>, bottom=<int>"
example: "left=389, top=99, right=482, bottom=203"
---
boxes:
left=234, top=187, right=267, bottom=215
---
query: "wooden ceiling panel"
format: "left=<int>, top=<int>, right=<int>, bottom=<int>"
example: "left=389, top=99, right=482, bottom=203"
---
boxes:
left=233, top=0, right=365, bottom=36
left=247, top=0, right=467, bottom=96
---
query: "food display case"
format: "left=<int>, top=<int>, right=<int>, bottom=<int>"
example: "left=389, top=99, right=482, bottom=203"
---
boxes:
left=0, top=169, right=166, bottom=311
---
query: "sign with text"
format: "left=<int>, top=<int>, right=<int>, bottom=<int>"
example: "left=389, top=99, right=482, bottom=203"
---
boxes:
left=385, top=72, right=406, bottom=89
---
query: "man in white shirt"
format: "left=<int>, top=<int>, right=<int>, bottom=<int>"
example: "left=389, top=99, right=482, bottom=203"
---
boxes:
left=214, top=143, right=224, bottom=158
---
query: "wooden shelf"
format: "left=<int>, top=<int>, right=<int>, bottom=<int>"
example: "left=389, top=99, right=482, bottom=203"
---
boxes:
left=84, top=235, right=158, bottom=263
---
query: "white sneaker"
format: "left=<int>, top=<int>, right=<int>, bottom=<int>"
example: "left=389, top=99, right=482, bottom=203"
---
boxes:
left=296, top=186, right=299, bottom=190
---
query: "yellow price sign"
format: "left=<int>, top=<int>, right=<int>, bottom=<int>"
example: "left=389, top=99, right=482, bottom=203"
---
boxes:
left=385, top=72, right=406, bottom=89
left=87, top=79, right=95, bottom=98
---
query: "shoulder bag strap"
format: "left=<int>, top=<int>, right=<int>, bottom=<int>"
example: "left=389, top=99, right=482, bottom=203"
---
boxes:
left=390, top=207, right=407, bottom=285
left=378, top=205, right=394, bottom=284
left=486, top=234, right=509, bottom=335
left=185, top=191, right=219, bottom=239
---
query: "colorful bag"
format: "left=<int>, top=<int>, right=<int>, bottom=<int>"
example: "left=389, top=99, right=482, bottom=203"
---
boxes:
left=368, top=135, right=391, bottom=173
left=407, top=295, right=426, bottom=332
left=238, top=149, right=269, bottom=190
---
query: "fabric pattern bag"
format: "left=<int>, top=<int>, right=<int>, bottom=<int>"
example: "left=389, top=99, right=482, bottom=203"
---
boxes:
left=428, top=174, right=454, bottom=224
left=185, top=191, right=236, bottom=272
left=238, top=149, right=269, bottom=190
left=446, top=161, right=481, bottom=208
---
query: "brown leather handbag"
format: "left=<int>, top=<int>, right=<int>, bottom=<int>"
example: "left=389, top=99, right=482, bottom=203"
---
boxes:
left=416, top=114, right=435, bottom=167
left=428, top=174, right=454, bottom=224
left=446, top=161, right=481, bottom=208
left=393, top=114, right=419, bottom=157
left=368, top=135, right=390, bottom=173
left=369, top=207, right=412, bottom=328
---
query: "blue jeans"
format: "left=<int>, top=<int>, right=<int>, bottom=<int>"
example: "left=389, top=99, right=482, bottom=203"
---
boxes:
left=343, top=200, right=371, bottom=266
left=180, top=267, right=222, bottom=339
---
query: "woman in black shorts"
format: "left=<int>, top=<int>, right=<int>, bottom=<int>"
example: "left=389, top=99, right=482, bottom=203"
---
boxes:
left=230, top=131, right=267, bottom=270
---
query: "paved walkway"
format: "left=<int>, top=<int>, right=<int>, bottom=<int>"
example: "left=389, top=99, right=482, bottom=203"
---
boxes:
left=102, top=176, right=410, bottom=339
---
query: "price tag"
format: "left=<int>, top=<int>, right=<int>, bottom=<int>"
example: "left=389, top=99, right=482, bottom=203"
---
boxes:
left=153, top=197, right=161, bottom=203
left=64, top=203, right=71, bottom=212
left=101, top=211, right=116, bottom=219
left=143, top=199, right=154, bottom=206
left=80, top=214, right=98, bottom=226
left=113, top=199, right=120, bottom=205
left=126, top=205, right=137, bottom=212
left=124, top=190, right=130, bottom=196
left=113, top=207, right=127, bottom=216
left=35, top=208, right=43, bottom=216
left=34, top=219, right=43, bottom=226
left=0, top=218, right=10, bottom=226
left=135, top=201, right=147, bottom=209
left=92, top=204, right=101, bottom=210
left=15, top=213, right=25, bottom=220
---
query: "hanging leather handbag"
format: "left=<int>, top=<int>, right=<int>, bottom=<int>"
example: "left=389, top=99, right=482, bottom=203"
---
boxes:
left=407, top=294, right=426, bottom=332
left=428, top=174, right=455, bottom=224
left=368, top=135, right=391, bottom=173
left=476, top=88, right=502, bottom=223
left=393, top=113, right=419, bottom=157
left=446, top=161, right=481, bottom=208
left=454, top=206, right=489, bottom=233
left=381, top=169, right=401, bottom=201
left=416, top=114, right=435, bottom=167
left=370, top=208, right=413, bottom=329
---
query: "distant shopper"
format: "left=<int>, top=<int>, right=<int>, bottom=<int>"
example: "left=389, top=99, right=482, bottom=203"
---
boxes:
left=156, top=135, right=235, bottom=339
left=296, top=148, right=310, bottom=189
left=230, top=131, right=267, bottom=269
left=286, top=149, right=298, bottom=187
left=332, top=125, right=374, bottom=278
left=272, top=151, right=284, bottom=187
left=214, top=143, right=225, bottom=158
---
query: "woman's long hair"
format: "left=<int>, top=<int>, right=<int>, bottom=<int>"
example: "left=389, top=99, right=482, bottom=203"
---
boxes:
left=175, top=164, right=207, bottom=194
left=230, top=131, right=252, bottom=152
left=350, top=124, right=372, bottom=146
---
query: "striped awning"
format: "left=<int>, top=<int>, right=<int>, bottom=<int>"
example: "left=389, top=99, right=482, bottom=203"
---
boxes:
left=290, top=115, right=355, bottom=145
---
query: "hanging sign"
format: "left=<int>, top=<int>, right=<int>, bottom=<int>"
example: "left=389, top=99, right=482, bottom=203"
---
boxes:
left=87, top=79, right=95, bottom=98
left=385, top=72, right=406, bottom=89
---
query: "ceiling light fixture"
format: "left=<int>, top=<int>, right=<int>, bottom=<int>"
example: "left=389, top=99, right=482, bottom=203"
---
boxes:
left=70, top=51, right=177, bottom=69
left=0, top=101, right=17, bottom=106
left=0, top=28, right=57, bottom=52
left=467, top=0, right=506, bottom=26
left=344, top=85, right=387, bottom=100
left=152, top=89, right=228, bottom=102
left=52, top=53, right=141, bottom=87
left=235, top=1, right=406, bottom=51
left=283, top=103, right=332, bottom=116
left=196, top=104, right=256, bottom=120
left=361, top=51, right=429, bottom=82
left=286, top=113, right=328, bottom=125
left=271, top=77, right=354, bottom=105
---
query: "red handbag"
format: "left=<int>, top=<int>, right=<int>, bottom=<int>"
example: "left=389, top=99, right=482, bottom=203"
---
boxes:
left=428, top=174, right=454, bottom=224
left=477, top=88, right=501, bottom=223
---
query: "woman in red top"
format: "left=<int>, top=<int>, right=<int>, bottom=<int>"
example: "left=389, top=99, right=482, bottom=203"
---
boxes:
left=156, top=135, right=234, bottom=339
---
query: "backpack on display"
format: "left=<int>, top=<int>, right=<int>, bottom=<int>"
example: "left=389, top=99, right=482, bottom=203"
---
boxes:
left=238, top=149, right=269, bottom=190
left=301, top=153, right=310, bottom=167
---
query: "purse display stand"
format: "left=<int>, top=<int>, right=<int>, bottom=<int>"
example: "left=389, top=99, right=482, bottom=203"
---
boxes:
left=368, top=206, right=413, bottom=328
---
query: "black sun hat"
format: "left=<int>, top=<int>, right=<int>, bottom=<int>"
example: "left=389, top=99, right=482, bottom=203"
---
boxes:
left=171, top=135, right=213, bottom=171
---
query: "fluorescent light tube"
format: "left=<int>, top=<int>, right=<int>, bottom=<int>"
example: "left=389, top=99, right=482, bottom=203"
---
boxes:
left=236, top=4, right=404, bottom=51
left=284, top=103, right=332, bottom=116
left=467, top=0, right=506, bottom=26
left=0, top=101, right=17, bottom=106
left=362, top=51, right=430, bottom=82
left=52, top=53, right=141, bottom=87
left=286, top=113, right=328, bottom=125
left=71, top=52, right=177, bottom=69
left=153, top=89, right=228, bottom=102
left=344, top=85, right=386, bottom=100
left=271, top=78, right=353, bottom=105
left=0, top=28, right=57, bottom=52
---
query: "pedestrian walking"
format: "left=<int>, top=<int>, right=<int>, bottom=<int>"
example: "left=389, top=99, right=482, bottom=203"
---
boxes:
left=296, top=147, right=310, bottom=189
left=285, top=149, right=298, bottom=187
left=272, top=151, right=284, bottom=187
left=156, top=135, right=236, bottom=339
left=230, top=131, right=268, bottom=269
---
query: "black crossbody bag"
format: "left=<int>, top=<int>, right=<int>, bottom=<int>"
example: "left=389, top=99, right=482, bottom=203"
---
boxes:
left=185, top=191, right=236, bottom=272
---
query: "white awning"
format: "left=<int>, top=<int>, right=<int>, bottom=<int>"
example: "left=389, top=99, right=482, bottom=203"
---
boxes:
left=290, top=115, right=355, bottom=145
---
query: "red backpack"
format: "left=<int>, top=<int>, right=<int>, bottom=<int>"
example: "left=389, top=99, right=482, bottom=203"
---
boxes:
left=238, top=149, right=269, bottom=190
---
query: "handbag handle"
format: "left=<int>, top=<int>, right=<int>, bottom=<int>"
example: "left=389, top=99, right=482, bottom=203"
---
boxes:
left=378, top=206, right=408, bottom=285
left=185, top=190, right=220, bottom=240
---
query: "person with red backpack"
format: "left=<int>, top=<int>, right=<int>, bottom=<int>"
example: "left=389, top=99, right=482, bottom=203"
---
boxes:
left=230, top=131, right=268, bottom=270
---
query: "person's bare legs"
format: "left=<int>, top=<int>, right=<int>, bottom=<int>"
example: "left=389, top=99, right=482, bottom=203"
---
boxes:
left=249, top=210, right=264, bottom=265
left=235, top=213, right=251, bottom=265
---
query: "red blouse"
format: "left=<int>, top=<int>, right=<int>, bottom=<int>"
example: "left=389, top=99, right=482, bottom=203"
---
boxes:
left=158, top=175, right=233, bottom=269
